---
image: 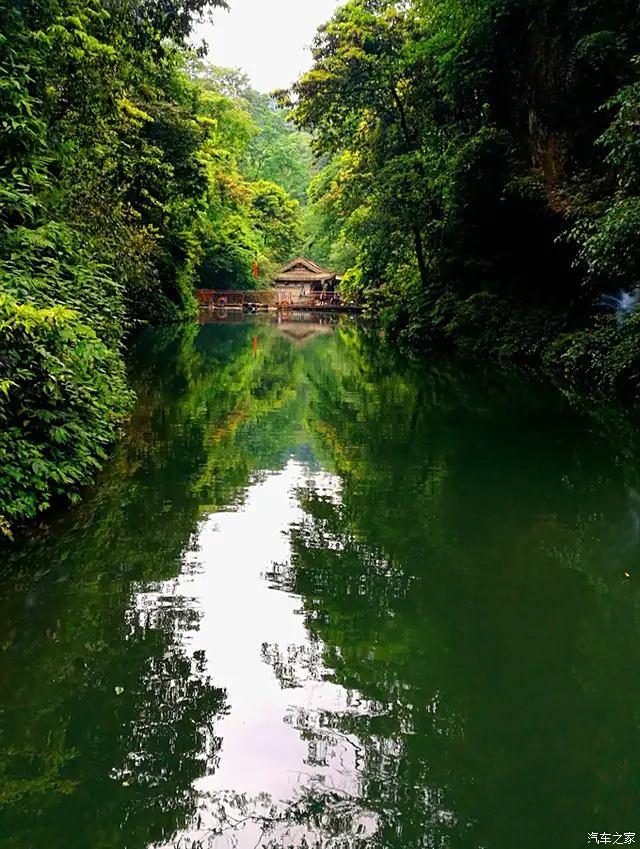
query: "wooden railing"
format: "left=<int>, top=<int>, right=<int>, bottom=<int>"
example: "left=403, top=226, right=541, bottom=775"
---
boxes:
left=196, top=289, right=276, bottom=307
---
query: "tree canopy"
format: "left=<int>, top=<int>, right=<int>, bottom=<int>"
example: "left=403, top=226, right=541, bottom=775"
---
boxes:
left=0, top=0, right=311, bottom=530
left=5, top=0, right=640, bottom=529
left=285, top=0, right=640, bottom=385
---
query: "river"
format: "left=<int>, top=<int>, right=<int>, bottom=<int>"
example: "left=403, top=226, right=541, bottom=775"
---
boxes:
left=1, top=316, right=639, bottom=849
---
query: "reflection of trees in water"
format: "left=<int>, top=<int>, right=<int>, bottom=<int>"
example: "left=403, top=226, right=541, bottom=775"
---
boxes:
left=260, top=632, right=324, bottom=689
left=5, top=319, right=640, bottom=848
left=262, top=519, right=463, bottom=849
left=277, top=327, right=640, bottom=848
left=159, top=785, right=376, bottom=849
left=0, top=580, right=227, bottom=849
left=0, top=321, right=310, bottom=849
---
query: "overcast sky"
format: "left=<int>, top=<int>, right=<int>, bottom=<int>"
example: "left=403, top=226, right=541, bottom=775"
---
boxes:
left=194, top=0, right=342, bottom=93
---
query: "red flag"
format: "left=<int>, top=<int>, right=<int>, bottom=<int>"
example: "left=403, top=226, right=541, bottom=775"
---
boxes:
left=252, top=258, right=259, bottom=279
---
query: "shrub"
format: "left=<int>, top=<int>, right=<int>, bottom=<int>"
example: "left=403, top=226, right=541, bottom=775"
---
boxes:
left=544, top=313, right=640, bottom=397
left=0, top=295, right=131, bottom=534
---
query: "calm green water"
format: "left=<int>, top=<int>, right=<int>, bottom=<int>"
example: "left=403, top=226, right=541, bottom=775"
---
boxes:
left=1, top=317, right=640, bottom=849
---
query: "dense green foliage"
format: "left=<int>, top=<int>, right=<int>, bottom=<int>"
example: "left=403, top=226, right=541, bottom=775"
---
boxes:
left=1, top=0, right=215, bottom=530
left=7, top=0, right=640, bottom=529
left=0, top=2, right=310, bottom=529
left=0, top=296, right=130, bottom=533
left=286, top=0, right=640, bottom=393
left=191, top=63, right=309, bottom=289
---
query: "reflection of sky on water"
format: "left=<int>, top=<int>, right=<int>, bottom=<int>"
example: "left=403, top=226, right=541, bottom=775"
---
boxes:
left=6, top=320, right=640, bottom=849
left=133, top=461, right=377, bottom=848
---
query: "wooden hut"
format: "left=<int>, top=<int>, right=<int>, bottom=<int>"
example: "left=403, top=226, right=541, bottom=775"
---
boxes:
left=272, top=257, right=338, bottom=307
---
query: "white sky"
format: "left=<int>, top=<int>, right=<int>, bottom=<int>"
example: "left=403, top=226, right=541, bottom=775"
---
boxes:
left=194, top=0, right=342, bottom=93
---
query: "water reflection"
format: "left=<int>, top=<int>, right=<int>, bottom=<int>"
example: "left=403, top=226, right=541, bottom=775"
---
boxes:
left=143, top=462, right=376, bottom=849
left=1, top=317, right=640, bottom=849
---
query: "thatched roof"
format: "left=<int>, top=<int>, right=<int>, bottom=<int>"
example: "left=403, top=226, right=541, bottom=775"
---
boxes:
left=273, top=257, right=336, bottom=284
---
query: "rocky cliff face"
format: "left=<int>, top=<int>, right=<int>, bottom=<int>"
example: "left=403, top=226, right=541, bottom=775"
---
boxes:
left=516, top=2, right=638, bottom=202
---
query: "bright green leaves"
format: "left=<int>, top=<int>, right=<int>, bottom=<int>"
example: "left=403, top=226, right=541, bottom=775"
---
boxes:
left=0, top=295, right=132, bottom=528
left=287, top=0, right=640, bottom=355
left=287, top=2, right=441, bottom=294
left=192, top=64, right=308, bottom=290
left=0, top=0, right=245, bottom=530
left=0, top=5, right=50, bottom=227
left=248, top=181, right=302, bottom=264
left=238, top=87, right=315, bottom=203
left=0, top=221, right=126, bottom=346
left=572, top=197, right=640, bottom=290
left=570, top=60, right=640, bottom=293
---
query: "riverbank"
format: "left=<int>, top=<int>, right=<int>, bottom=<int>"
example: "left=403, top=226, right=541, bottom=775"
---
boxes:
left=379, top=289, right=640, bottom=403
left=0, top=4, right=310, bottom=537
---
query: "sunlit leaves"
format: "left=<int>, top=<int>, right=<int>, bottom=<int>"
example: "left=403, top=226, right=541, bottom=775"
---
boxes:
left=0, top=295, right=132, bottom=528
left=290, top=0, right=640, bottom=341
left=0, top=0, right=234, bottom=527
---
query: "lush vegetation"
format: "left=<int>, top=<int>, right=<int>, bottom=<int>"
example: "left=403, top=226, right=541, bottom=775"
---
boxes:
left=6, top=0, right=640, bottom=530
left=284, top=0, right=640, bottom=395
left=191, top=63, right=313, bottom=289
left=0, top=0, right=311, bottom=531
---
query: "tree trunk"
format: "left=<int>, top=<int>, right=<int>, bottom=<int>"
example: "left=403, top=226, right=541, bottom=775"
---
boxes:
left=413, top=225, right=429, bottom=290
left=392, top=85, right=429, bottom=290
